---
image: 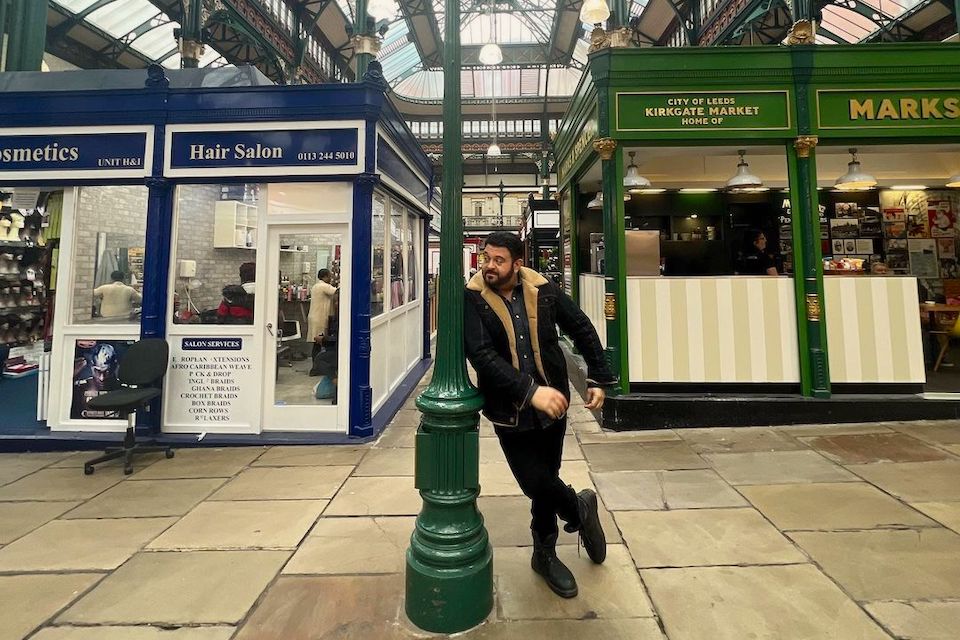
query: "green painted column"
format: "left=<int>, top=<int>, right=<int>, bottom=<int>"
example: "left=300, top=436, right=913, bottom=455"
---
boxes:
left=595, top=139, right=630, bottom=395
left=787, top=138, right=830, bottom=398
left=179, top=0, right=205, bottom=68
left=353, top=0, right=375, bottom=80
left=3, top=0, right=46, bottom=72
left=404, top=0, right=493, bottom=630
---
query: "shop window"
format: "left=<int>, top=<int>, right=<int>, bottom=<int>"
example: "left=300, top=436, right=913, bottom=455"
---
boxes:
left=171, top=184, right=261, bottom=325
left=472, top=200, right=484, bottom=216
left=407, top=211, right=419, bottom=302
left=372, top=194, right=387, bottom=317
left=71, top=186, right=148, bottom=325
left=390, top=198, right=406, bottom=308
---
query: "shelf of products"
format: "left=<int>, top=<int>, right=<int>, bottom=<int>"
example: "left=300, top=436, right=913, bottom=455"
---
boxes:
left=213, top=200, right=258, bottom=249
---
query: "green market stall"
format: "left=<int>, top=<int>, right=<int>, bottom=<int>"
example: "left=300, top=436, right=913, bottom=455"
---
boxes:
left=554, top=42, right=960, bottom=428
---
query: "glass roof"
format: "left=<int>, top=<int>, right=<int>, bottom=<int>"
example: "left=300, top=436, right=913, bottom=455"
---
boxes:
left=51, top=0, right=226, bottom=69
left=816, top=0, right=922, bottom=43
left=381, top=0, right=648, bottom=101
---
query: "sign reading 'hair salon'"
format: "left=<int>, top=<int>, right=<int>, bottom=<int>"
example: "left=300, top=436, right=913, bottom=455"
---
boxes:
left=0, top=129, right=151, bottom=179
left=169, top=128, right=359, bottom=170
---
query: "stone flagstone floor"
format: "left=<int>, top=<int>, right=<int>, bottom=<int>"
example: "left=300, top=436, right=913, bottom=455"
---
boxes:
left=1, top=374, right=960, bottom=638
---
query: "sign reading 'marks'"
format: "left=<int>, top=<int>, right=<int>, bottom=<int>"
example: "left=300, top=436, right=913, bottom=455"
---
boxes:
left=817, top=89, right=960, bottom=129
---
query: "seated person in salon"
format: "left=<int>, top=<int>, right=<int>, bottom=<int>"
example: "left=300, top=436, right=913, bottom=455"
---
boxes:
left=737, top=230, right=778, bottom=276
left=217, top=261, right=256, bottom=324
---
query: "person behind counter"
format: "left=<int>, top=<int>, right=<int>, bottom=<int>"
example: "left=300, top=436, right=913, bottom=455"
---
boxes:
left=737, top=229, right=778, bottom=276
left=94, top=270, right=142, bottom=319
left=217, top=261, right=256, bottom=324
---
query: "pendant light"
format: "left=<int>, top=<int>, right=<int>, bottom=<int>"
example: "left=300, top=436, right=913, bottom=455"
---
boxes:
left=835, top=148, right=877, bottom=190
left=587, top=192, right=603, bottom=209
left=947, top=174, right=960, bottom=188
left=580, top=0, right=611, bottom=25
left=367, top=0, right=395, bottom=21
left=478, top=3, right=503, bottom=65
left=487, top=74, right=501, bottom=156
left=487, top=142, right=502, bottom=156
left=623, top=151, right=652, bottom=191
left=726, top=150, right=763, bottom=192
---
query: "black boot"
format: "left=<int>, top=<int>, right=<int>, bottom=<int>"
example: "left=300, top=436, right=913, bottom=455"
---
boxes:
left=531, top=531, right=578, bottom=598
left=564, top=488, right=606, bottom=564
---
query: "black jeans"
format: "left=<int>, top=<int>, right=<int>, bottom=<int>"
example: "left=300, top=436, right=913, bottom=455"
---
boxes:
left=496, top=418, right=580, bottom=540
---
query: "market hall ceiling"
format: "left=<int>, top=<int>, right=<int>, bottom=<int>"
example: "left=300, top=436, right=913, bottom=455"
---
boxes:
left=43, top=0, right=957, bottom=130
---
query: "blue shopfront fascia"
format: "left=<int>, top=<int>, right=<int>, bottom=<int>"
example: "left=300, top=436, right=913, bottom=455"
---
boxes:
left=0, top=71, right=433, bottom=449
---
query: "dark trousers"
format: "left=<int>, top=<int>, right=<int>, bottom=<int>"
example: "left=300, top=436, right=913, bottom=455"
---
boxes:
left=497, top=418, right=580, bottom=540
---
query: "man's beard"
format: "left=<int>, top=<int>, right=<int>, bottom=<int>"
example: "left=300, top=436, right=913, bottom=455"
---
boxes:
left=484, top=269, right=513, bottom=289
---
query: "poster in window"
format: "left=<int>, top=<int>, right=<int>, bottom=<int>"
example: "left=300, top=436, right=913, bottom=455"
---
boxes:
left=941, top=258, right=960, bottom=279
left=928, top=199, right=956, bottom=238
left=937, top=237, right=956, bottom=259
left=859, top=208, right=882, bottom=237
left=835, top=202, right=859, bottom=218
left=70, top=339, right=135, bottom=420
left=855, top=239, right=874, bottom=255
left=883, top=208, right=906, bottom=222
left=830, top=218, right=859, bottom=239
left=886, top=239, right=908, bottom=252
left=831, top=239, right=845, bottom=255
left=908, top=238, right=939, bottom=278
left=884, top=222, right=907, bottom=239
left=886, top=252, right=909, bottom=271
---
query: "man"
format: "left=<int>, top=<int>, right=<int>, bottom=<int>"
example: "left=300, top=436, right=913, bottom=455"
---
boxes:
left=464, top=231, right=615, bottom=598
left=93, top=271, right=142, bottom=319
left=308, top=268, right=337, bottom=346
left=217, top=262, right=256, bottom=324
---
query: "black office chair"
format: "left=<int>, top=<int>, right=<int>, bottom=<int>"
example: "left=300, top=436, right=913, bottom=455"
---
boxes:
left=84, top=338, right=175, bottom=475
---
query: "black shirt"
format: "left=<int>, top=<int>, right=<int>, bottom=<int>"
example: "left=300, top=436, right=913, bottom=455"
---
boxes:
left=739, top=249, right=776, bottom=275
left=499, top=284, right=553, bottom=429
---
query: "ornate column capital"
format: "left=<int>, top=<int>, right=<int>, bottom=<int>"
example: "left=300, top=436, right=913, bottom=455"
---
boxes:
left=593, top=138, right=617, bottom=161
left=352, top=34, right=382, bottom=56
left=784, top=20, right=817, bottom=45
left=588, top=26, right=611, bottom=53
left=144, top=177, right=170, bottom=190
left=608, top=27, right=634, bottom=48
left=794, top=136, right=819, bottom=158
left=178, top=38, right=205, bottom=61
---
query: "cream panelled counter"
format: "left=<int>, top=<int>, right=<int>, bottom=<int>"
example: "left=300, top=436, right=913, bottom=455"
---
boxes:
left=823, top=276, right=924, bottom=384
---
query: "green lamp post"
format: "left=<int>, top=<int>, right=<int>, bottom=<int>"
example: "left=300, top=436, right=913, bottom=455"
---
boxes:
left=404, top=0, right=494, bottom=632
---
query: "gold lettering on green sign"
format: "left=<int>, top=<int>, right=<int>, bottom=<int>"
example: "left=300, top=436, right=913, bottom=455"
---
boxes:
left=847, top=97, right=960, bottom=121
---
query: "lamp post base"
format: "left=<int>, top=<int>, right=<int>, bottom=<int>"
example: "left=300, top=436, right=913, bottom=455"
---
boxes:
left=405, top=543, right=493, bottom=633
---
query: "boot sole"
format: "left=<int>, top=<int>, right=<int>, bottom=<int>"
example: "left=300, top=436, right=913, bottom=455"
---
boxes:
left=580, top=490, right=607, bottom=564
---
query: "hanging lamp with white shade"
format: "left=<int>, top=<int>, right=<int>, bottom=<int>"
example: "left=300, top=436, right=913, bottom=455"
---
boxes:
left=587, top=192, right=603, bottom=209
left=367, top=0, right=395, bottom=21
left=487, top=76, right=501, bottom=156
left=580, top=0, right=611, bottom=24
left=624, top=151, right=652, bottom=191
left=947, top=174, right=960, bottom=188
left=725, top=150, right=764, bottom=192
left=835, top=148, right=877, bottom=190
left=478, top=3, right=503, bottom=65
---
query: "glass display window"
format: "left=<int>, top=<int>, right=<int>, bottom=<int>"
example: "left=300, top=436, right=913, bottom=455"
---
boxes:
left=372, top=194, right=386, bottom=317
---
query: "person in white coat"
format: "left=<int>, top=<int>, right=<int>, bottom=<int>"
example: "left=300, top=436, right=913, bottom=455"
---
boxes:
left=308, top=268, right=337, bottom=345
left=94, top=270, right=142, bottom=319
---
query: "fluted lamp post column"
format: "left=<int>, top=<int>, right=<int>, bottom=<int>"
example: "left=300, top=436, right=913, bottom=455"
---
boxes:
left=404, top=0, right=494, bottom=632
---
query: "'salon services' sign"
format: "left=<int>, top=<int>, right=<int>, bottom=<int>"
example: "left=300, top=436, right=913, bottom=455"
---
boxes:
left=0, top=130, right=150, bottom=178
left=169, top=128, right=359, bottom=171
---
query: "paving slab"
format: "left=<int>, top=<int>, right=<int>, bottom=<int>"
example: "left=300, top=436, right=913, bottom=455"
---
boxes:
left=58, top=550, right=289, bottom=625
left=64, top=478, right=225, bottom=519
left=495, top=545, right=655, bottom=620
left=50, top=451, right=165, bottom=470
left=148, top=500, right=325, bottom=550
left=0, top=517, right=175, bottom=571
left=678, top=427, right=805, bottom=454
left=642, top=564, right=890, bottom=640
left=910, top=501, right=960, bottom=534
left=388, top=408, right=422, bottom=428
left=593, top=469, right=747, bottom=511
left=131, top=447, right=265, bottom=479
left=324, top=476, right=422, bottom=516
left=890, top=421, right=960, bottom=446
left=0, top=467, right=122, bottom=501
left=561, top=434, right=583, bottom=460
left=375, top=426, right=416, bottom=448
left=461, top=619, right=665, bottom=640
left=0, top=452, right=80, bottom=485
left=739, top=482, right=936, bottom=530
left=864, top=601, right=960, bottom=640
left=616, top=508, right=806, bottom=568
left=479, top=462, right=524, bottom=496
left=0, top=574, right=103, bottom=640
left=705, top=450, right=857, bottom=485
left=0, top=501, right=80, bottom=543
left=208, top=466, right=352, bottom=500
left=252, top=445, right=368, bottom=467
left=283, top=516, right=414, bottom=575
left=581, top=442, right=707, bottom=472
left=801, top=432, right=951, bottom=464
left=788, top=528, right=960, bottom=600
left=354, top=447, right=416, bottom=476
left=847, top=460, right=960, bottom=501
left=233, top=574, right=405, bottom=640
left=32, top=627, right=236, bottom=640
left=779, top=423, right=896, bottom=437
left=576, top=430, right=681, bottom=444
left=477, top=495, right=622, bottom=548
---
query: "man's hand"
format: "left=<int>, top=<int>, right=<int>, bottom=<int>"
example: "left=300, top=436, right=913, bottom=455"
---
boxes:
left=584, top=387, right=605, bottom=411
left=530, top=386, right=569, bottom=420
